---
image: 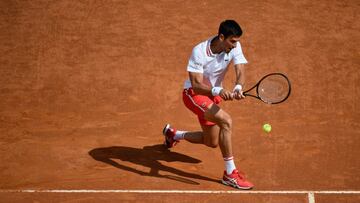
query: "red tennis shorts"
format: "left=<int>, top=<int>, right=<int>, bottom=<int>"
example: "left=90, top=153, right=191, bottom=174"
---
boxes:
left=182, top=88, right=222, bottom=126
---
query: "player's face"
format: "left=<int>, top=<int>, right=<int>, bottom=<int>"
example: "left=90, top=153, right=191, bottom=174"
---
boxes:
left=222, top=35, right=241, bottom=53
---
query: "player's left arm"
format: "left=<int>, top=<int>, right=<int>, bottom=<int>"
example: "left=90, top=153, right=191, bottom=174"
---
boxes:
left=233, top=63, right=245, bottom=100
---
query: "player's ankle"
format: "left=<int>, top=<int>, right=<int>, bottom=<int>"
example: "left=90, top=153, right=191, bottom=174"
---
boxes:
left=174, top=131, right=187, bottom=140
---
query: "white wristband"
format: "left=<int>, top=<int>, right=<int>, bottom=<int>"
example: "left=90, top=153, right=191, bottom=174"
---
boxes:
left=211, top=87, right=223, bottom=96
left=233, top=84, right=243, bottom=92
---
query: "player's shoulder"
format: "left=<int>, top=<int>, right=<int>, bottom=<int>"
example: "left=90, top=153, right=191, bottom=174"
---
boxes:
left=191, top=38, right=210, bottom=58
left=235, top=41, right=244, bottom=49
left=230, top=41, right=244, bottom=55
left=192, top=39, right=207, bottom=53
left=234, top=41, right=243, bottom=50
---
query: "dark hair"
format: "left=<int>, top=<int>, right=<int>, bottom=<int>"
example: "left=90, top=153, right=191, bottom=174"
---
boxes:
left=218, top=20, right=243, bottom=38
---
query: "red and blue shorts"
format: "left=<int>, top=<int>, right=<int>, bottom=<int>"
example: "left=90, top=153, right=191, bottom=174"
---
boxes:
left=182, top=88, right=222, bottom=126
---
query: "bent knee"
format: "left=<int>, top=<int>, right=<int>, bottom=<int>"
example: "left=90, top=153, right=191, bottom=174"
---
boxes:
left=219, top=116, right=232, bottom=130
left=204, top=137, right=219, bottom=148
left=206, top=142, right=218, bottom=148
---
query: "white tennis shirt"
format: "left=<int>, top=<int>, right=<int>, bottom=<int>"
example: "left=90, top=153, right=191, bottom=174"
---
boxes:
left=184, top=36, right=248, bottom=89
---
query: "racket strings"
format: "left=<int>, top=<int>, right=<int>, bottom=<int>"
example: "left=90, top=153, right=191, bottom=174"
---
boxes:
left=258, top=75, right=290, bottom=103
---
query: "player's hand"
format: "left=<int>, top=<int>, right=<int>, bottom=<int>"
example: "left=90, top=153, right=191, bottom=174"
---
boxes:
left=233, top=84, right=245, bottom=100
left=233, top=91, right=245, bottom=100
left=219, top=89, right=234, bottom=101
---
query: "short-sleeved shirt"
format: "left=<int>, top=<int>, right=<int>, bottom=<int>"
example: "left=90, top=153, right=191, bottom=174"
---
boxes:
left=183, top=36, right=247, bottom=89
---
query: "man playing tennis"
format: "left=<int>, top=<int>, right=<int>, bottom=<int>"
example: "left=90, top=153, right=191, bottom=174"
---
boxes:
left=163, top=20, right=254, bottom=189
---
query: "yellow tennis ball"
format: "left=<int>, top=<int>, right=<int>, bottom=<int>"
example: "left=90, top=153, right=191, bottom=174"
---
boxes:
left=263, top=123, right=272, bottom=133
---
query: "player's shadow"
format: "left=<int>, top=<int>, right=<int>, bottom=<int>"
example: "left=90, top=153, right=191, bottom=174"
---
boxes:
left=89, top=144, right=219, bottom=185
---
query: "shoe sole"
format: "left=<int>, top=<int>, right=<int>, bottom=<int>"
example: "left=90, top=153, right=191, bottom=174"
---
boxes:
left=221, top=180, right=253, bottom=190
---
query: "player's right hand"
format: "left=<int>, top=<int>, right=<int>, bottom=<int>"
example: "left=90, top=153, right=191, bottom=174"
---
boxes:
left=233, top=91, right=245, bottom=100
left=219, top=89, right=234, bottom=101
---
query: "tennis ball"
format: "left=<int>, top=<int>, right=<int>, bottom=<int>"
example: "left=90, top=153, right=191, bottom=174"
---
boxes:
left=263, top=123, right=272, bottom=133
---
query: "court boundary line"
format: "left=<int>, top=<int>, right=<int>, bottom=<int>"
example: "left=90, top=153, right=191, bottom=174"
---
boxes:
left=2, top=190, right=359, bottom=203
left=1, top=189, right=359, bottom=194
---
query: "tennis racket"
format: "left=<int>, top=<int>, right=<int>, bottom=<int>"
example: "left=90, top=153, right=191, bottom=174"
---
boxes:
left=242, top=73, right=291, bottom=104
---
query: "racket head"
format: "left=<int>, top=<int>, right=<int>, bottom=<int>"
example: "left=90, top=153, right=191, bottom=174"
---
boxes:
left=255, top=73, right=291, bottom=104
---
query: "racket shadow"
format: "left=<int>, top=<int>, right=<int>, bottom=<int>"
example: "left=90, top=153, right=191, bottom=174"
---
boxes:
left=88, top=144, right=219, bottom=185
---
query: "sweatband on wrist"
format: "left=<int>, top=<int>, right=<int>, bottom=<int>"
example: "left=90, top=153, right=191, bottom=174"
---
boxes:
left=211, top=87, right=223, bottom=96
left=233, top=84, right=243, bottom=92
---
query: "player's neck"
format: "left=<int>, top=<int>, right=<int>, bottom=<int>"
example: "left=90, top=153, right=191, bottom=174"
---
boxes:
left=210, top=36, right=223, bottom=54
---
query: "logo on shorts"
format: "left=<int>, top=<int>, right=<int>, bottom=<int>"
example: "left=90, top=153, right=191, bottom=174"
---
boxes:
left=201, top=102, right=207, bottom=108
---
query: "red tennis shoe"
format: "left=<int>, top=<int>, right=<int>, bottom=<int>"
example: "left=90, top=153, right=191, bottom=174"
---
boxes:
left=222, top=169, right=254, bottom=190
left=162, top=124, right=179, bottom=148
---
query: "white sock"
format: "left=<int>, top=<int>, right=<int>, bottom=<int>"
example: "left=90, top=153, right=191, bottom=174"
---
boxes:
left=224, top=156, right=236, bottom=175
left=174, top=131, right=187, bottom=141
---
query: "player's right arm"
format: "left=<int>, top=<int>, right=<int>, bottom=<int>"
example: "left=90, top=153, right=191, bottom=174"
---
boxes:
left=188, top=72, right=212, bottom=96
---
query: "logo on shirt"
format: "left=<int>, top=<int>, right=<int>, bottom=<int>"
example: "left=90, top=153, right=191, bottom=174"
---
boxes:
left=194, top=62, right=202, bottom=67
left=201, top=102, right=207, bottom=108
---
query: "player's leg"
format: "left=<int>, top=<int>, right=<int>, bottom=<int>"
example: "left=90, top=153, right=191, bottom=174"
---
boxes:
left=163, top=88, right=218, bottom=147
left=163, top=124, right=219, bottom=147
left=165, top=88, right=230, bottom=148
left=165, top=102, right=234, bottom=162
left=200, top=124, right=219, bottom=147
left=181, top=124, right=219, bottom=147
left=162, top=89, right=253, bottom=189
left=203, top=103, right=233, bottom=158
left=203, top=103, right=254, bottom=190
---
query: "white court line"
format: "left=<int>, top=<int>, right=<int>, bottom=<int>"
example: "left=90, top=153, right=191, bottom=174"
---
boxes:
left=1, top=190, right=360, bottom=194
left=3, top=190, right=359, bottom=203
left=308, top=192, right=315, bottom=203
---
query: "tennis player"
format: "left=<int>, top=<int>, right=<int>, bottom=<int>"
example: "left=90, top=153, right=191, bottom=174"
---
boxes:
left=163, top=20, right=254, bottom=189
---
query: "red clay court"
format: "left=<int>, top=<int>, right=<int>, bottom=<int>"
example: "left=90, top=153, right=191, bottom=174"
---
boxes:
left=0, top=0, right=359, bottom=202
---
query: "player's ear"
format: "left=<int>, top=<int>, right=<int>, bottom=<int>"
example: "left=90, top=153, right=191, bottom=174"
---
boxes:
left=219, top=34, right=225, bottom=41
